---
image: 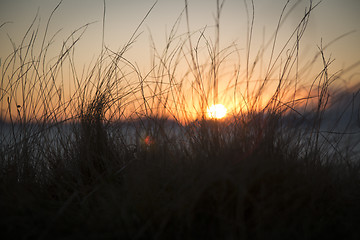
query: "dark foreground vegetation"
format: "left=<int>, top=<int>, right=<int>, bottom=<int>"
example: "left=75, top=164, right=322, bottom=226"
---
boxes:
left=1, top=0, right=360, bottom=239
left=1, top=112, right=360, bottom=239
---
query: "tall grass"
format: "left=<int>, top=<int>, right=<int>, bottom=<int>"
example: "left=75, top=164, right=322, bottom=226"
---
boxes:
left=1, top=0, right=360, bottom=239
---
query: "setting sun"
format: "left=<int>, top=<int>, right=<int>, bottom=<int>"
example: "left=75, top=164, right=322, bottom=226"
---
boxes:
left=207, top=104, right=227, bottom=119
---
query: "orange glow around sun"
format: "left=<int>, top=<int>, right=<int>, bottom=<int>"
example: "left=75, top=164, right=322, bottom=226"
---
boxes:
left=207, top=104, right=227, bottom=119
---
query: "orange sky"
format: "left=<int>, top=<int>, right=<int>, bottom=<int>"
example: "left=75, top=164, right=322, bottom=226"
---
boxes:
left=1, top=0, right=359, bottom=122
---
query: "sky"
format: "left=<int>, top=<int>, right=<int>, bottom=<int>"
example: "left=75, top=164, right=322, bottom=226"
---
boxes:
left=1, top=0, right=359, bottom=67
left=1, top=1, right=359, bottom=56
left=1, top=0, right=360, bottom=119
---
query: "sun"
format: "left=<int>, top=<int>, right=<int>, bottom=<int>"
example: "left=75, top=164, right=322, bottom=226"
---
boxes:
left=207, top=104, right=227, bottom=119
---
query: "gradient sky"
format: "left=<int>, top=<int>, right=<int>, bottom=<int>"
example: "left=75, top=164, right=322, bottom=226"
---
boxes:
left=1, top=0, right=359, bottom=68
left=1, top=0, right=360, bottom=119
